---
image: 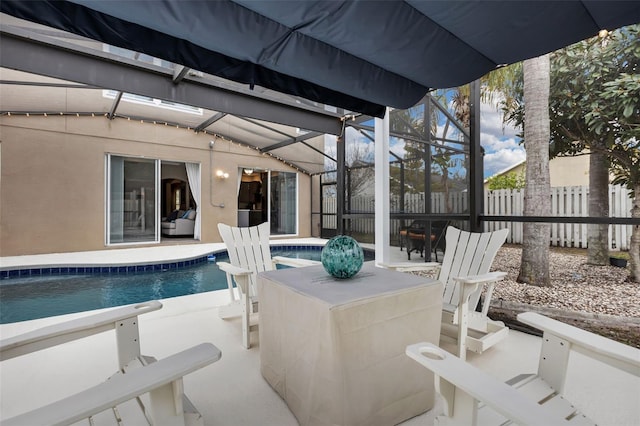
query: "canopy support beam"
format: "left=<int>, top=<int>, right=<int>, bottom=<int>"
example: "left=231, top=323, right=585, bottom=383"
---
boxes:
left=469, top=80, right=484, bottom=232
left=374, top=109, right=390, bottom=265
left=0, top=27, right=344, bottom=136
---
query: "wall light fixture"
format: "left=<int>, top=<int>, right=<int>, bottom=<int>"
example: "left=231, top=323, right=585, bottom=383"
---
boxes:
left=216, top=170, right=229, bottom=180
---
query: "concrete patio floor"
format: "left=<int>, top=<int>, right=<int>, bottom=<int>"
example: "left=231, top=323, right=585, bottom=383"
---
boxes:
left=1, top=240, right=639, bottom=425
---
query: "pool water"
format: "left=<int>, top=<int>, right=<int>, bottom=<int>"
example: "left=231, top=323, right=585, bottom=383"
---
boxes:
left=0, top=247, right=340, bottom=324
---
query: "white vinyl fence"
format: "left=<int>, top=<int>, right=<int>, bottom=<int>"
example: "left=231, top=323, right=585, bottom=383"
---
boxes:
left=322, top=192, right=468, bottom=236
left=485, top=185, right=633, bottom=250
left=322, top=185, right=634, bottom=250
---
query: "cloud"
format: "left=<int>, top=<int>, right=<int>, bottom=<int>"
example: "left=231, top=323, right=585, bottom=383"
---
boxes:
left=480, top=96, right=520, bottom=139
left=389, top=138, right=407, bottom=158
left=343, top=127, right=376, bottom=164
left=481, top=132, right=521, bottom=152
left=484, top=148, right=526, bottom=177
left=435, top=122, right=465, bottom=142
left=480, top=95, right=524, bottom=177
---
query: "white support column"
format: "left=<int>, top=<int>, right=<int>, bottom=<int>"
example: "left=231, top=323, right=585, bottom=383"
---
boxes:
left=375, top=109, right=390, bottom=266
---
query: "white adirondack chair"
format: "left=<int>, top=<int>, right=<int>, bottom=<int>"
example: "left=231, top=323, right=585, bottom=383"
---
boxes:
left=383, top=226, right=510, bottom=360
left=0, top=301, right=221, bottom=426
left=217, top=222, right=320, bottom=349
left=406, top=312, right=640, bottom=425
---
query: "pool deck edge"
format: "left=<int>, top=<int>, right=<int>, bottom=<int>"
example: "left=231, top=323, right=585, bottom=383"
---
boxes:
left=0, top=238, right=330, bottom=271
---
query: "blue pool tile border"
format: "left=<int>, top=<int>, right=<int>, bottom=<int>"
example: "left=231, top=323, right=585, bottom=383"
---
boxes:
left=0, top=245, right=376, bottom=280
left=0, top=254, right=214, bottom=279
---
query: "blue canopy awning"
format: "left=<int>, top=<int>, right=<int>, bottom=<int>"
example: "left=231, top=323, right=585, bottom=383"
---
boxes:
left=2, top=1, right=639, bottom=118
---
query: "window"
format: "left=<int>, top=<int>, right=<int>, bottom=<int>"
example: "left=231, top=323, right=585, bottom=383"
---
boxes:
left=107, top=155, right=159, bottom=244
left=104, top=44, right=173, bottom=69
left=103, top=90, right=203, bottom=115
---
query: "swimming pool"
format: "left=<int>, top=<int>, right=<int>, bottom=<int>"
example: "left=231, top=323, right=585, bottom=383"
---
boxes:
left=0, top=246, right=374, bottom=324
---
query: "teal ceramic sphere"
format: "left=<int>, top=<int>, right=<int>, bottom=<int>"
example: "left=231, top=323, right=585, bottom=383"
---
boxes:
left=321, top=235, right=364, bottom=279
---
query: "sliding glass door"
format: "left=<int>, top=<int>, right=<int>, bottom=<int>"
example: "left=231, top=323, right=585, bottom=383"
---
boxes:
left=107, top=155, right=159, bottom=244
left=270, top=171, right=297, bottom=235
left=237, top=169, right=298, bottom=235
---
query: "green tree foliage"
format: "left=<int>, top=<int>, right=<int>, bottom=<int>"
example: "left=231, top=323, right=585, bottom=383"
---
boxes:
left=486, top=170, right=526, bottom=190
left=551, top=27, right=639, bottom=152
left=501, top=24, right=639, bottom=272
left=501, top=25, right=638, bottom=154
left=454, top=63, right=523, bottom=128
left=588, top=60, right=640, bottom=196
left=552, top=25, right=639, bottom=272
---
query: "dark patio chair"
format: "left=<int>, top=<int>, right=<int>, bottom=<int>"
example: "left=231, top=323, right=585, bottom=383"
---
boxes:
left=399, top=220, right=448, bottom=262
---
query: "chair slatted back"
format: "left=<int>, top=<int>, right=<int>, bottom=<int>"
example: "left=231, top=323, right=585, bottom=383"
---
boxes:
left=440, top=227, right=509, bottom=310
left=218, top=222, right=274, bottom=298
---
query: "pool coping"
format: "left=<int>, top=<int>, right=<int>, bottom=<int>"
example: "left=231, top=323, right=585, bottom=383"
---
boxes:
left=0, top=244, right=342, bottom=279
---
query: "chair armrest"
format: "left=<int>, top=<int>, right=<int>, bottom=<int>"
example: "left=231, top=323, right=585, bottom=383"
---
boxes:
left=406, top=342, right=562, bottom=426
left=452, top=271, right=507, bottom=285
left=454, top=272, right=507, bottom=316
left=272, top=256, right=321, bottom=268
left=217, top=262, right=253, bottom=295
left=379, top=262, right=441, bottom=273
left=0, top=301, right=162, bottom=362
left=216, top=261, right=252, bottom=277
left=518, top=312, right=640, bottom=377
left=1, top=343, right=222, bottom=426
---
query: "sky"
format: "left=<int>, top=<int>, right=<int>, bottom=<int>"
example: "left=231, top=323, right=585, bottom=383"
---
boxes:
left=480, top=99, right=525, bottom=178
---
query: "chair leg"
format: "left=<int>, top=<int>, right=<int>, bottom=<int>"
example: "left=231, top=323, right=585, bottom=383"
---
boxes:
left=400, top=232, right=406, bottom=251
left=242, top=292, right=251, bottom=349
left=407, top=238, right=422, bottom=260
left=455, top=282, right=481, bottom=361
left=408, top=238, right=424, bottom=261
left=431, top=244, right=438, bottom=262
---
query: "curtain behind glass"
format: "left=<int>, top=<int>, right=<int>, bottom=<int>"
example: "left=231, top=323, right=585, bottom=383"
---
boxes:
left=185, top=162, right=201, bottom=239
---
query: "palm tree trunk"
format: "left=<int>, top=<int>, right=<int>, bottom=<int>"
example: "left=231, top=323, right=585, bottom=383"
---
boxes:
left=518, top=55, right=551, bottom=287
left=587, top=145, right=610, bottom=265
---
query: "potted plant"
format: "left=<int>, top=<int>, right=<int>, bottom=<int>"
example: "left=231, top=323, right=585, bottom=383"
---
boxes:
left=609, top=252, right=629, bottom=268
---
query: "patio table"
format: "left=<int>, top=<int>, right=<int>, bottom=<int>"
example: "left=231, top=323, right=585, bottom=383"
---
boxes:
left=258, top=262, right=443, bottom=426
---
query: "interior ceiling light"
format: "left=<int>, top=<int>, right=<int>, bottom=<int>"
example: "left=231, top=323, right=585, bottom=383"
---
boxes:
left=244, top=168, right=254, bottom=175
